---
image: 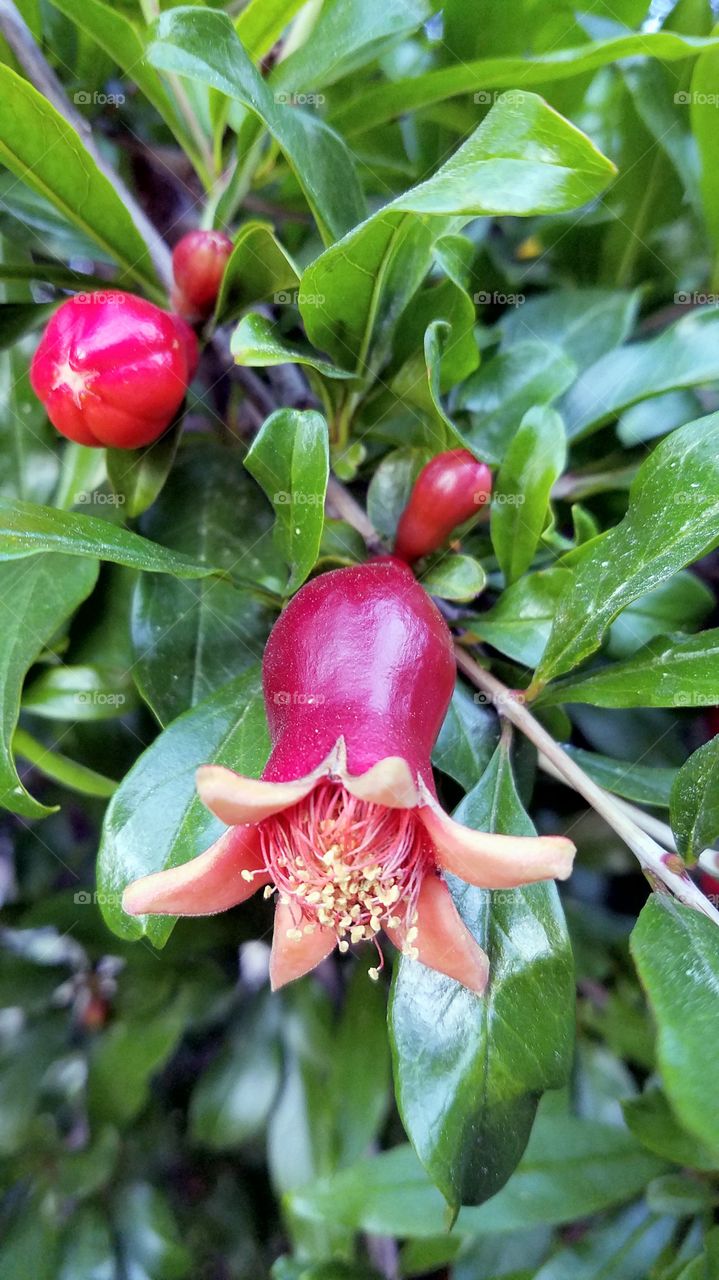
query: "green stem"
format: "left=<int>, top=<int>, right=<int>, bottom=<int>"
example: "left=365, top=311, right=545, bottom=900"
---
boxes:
left=14, top=728, right=117, bottom=799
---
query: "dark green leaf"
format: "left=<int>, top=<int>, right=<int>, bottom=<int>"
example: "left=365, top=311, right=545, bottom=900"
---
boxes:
left=540, top=629, right=719, bottom=708
left=562, top=746, right=677, bottom=808
left=623, top=1087, right=719, bottom=1171
left=499, top=288, right=640, bottom=373
left=105, top=423, right=182, bottom=520
left=491, top=407, right=566, bottom=584
left=215, top=221, right=299, bottom=323
left=432, top=679, right=499, bottom=791
left=458, top=343, right=576, bottom=465
left=0, top=301, right=56, bottom=348
left=671, top=736, right=719, bottom=863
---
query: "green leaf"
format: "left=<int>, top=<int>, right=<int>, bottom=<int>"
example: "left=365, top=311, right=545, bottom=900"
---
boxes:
left=0, top=301, right=57, bottom=348
left=432, top=680, right=499, bottom=791
left=491, top=407, right=566, bottom=585
left=540, top=629, right=719, bottom=708
left=366, top=446, right=432, bottom=540
left=131, top=441, right=278, bottom=725
left=114, top=1185, right=190, bottom=1279
left=498, top=287, right=640, bottom=374
left=105, top=423, right=182, bottom=520
left=232, top=314, right=354, bottom=380
left=476, top=568, right=572, bottom=669
left=271, top=0, right=434, bottom=92
left=300, top=93, right=614, bottom=372
left=671, top=737, right=719, bottom=863
left=617, top=389, right=701, bottom=447
left=234, top=0, right=307, bottom=58
left=0, top=64, right=159, bottom=295
left=245, top=409, right=329, bottom=593
left=390, top=742, right=574, bottom=1212
left=458, top=343, right=576, bottom=465
left=535, top=411, right=719, bottom=685
left=327, top=965, right=391, bottom=1167
left=190, top=995, right=282, bottom=1148
left=631, top=895, right=719, bottom=1152
left=562, top=747, right=677, bottom=809
left=0, top=336, right=59, bottom=504
left=148, top=7, right=365, bottom=244
left=290, top=1111, right=666, bottom=1238
left=215, top=221, right=299, bottom=323
left=0, top=553, right=98, bottom=817
left=13, top=728, right=116, bottom=799
left=47, top=0, right=207, bottom=178
left=58, top=1209, right=114, bottom=1280
left=0, top=498, right=226, bottom=579
left=563, top=310, right=719, bottom=440
left=691, top=31, right=719, bottom=281
left=97, top=667, right=269, bottom=946
left=623, top=1087, right=719, bottom=1171
left=607, top=571, right=714, bottom=659
left=23, top=663, right=137, bottom=722
left=330, top=30, right=719, bottom=134
left=419, top=554, right=486, bottom=602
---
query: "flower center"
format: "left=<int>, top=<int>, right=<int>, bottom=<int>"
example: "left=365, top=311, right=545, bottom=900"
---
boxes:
left=257, top=782, right=430, bottom=966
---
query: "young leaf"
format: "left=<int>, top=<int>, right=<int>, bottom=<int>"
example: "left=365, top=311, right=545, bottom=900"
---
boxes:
left=631, top=895, right=719, bottom=1151
left=231, top=315, right=354, bottom=380
left=535, top=411, right=719, bottom=685
left=389, top=741, right=574, bottom=1212
left=491, top=406, right=567, bottom=584
left=476, top=568, right=572, bottom=668
left=458, top=343, right=576, bottom=464
left=300, top=93, right=615, bottom=373
left=245, top=409, right=329, bottom=592
left=215, top=221, right=299, bottom=323
left=419, top=554, right=486, bottom=602
left=148, top=7, right=365, bottom=244
left=0, top=65, right=160, bottom=296
left=0, top=553, right=99, bottom=818
left=670, top=736, right=719, bottom=864
left=539, top=629, right=719, bottom=708
left=105, top=422, right=182, bottom=520
left=97, top=667, right=270, bottom=946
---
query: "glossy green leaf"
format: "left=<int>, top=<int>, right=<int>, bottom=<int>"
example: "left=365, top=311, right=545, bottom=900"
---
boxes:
left=290, top=1111, right=665, bottom=1238
left=607, top=571, right=714, bottom=659
left=0, top=498, right=226, bottom=579
left=492, top=407, right=566, bottom=585
left=670, top=736, right=719, bottom=863
left=232, top=314, right=354, bottom=380
left=623, top=1087, right=719, bottom=1171
left=540, top=630, right=719, bottom=708
left=97, top=666, right=269, bottom=946
left=420, top=554, right=486, bottom=602
left=562, top=747, right=677, bottom=808
left=0, top=336, right=58, bottom=504
left=563, top=310, right=719, bottom=440
left=535, top=412, right=719, bottom=685
left=23, top=663, right=137, bottom=722
left=390, top=742, right=574, bottom=1211
left=498, top=288, right=640, bottom=374
left=631, top=895, right=719, bottom=1151
left=148, top=7, right=365, bottom=244
left=215, top=221, right=299, bottom=323
left=0, top=64, right=159, bottom=295
left=691, top=30, right=719, bottom=279
left=432, top=680, right=499, bottom=791
left=131, top=442, right=278, bottom=725
left=0, top=553, right=98, bottom=818
left=476, top=568, right=572, bottom=668
left=105, top=424, right=182, bottom=521
left=48, top=0, right=206, bottom=177
left=245, top=409, right=329, bottom=592
left=459, top=343, right=576, bottom=465
left=330, top=30, right=719, bottom=134
left=300, top=93, right=614, bottom=371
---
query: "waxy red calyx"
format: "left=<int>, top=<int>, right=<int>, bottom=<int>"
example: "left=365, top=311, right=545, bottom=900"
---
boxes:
left=171, top=229, right=233, bottom=319
left=30, top=291, right=199, bottom=449
left=123, top=560, right=574, bottom=992
left=394, top=449, right=493, bottom=563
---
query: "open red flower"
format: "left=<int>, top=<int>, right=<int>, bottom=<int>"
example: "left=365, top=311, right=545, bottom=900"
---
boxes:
left=123, top=560, right=574, bottom=992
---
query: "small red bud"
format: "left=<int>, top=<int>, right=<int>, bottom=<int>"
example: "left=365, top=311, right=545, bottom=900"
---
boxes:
left=171, top=229, right=233, bottom=319
left=30, top=291, right=198, bottom=449
left=394, top=449, right=493, bottom=563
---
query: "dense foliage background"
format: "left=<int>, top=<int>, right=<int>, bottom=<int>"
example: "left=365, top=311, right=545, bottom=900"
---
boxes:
left=2, top=0, right=719, bottom=1276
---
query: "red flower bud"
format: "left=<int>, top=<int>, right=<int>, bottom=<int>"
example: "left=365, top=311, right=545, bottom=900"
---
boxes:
left=171, top=230, right=233, bottom=319
left=30, top=291, right=199, bottom=449
left=394, top=449, right=493, bottom=563
left=124, top=560, right=574, bottom=991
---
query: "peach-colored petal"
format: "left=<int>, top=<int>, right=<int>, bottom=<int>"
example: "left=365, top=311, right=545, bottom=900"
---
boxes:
left=341, top=755, right=420, bottom=808
left=419, top=794, right=575, bottom=889
left=122, top=824, right=267, bottom=917
left=196, top=763, right=326, bottom=825
left=386, top=872, right=489, bottom=994
left=269, top=900, right=336, bottom=990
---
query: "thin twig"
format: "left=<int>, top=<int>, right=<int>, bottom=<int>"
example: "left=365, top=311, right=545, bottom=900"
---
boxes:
left=0, top=0, right=172, bottom=292
left=325, top=476, right=386, bottom=556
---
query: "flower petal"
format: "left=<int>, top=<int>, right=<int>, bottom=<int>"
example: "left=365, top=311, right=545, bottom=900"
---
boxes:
left=386, top=872, right=489, bottom=994
left=269, top=900, right=336, bottom=990
left=341, top=755, right=420, bottom=808
left=419, top=794, right=575, bottom=889
left=122, top=824, right=267, bottom=917
left=197, top=761, right=329, bottom=825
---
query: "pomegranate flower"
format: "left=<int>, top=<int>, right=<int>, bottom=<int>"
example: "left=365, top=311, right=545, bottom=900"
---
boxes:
left=123, top=560, right=574, bottom=992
